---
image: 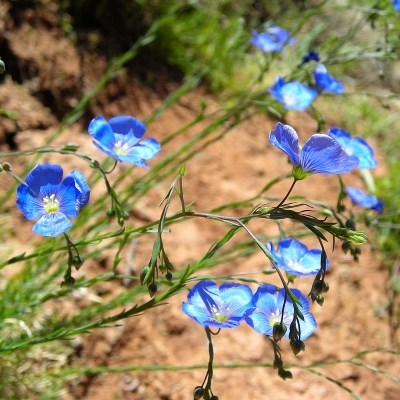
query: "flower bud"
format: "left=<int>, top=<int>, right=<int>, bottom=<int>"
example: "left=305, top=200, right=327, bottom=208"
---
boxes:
left=148, top=282, right=157, bottom=297
left=140, top=266, right=151, bottom=285
left=345, top=219, right=356, bottom=230
left=273, top=322, right=287, bottom=342
left=72, top=255, right=84, bottom=270
left=312, top=280, right=329, bottom=296
left=290, top=339, right=305, bottom=355
left=165, top=271, right=173, bottom=282
left=193, top=386, right=205, bottom=399
left=292, top=165, right=311, bottom=181
left=278, top=368, right=293, bottom=380
left=210, top=396, right=219, bottom=400
left=2, top=162, right=11, bottom=172
left=316, top=294, right=324, bottom=306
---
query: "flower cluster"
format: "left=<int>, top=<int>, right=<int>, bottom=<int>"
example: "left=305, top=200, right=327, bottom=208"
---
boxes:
left=269, top=122, right=359, bottom=179
left=182, top=280, right=317, bottom=342
left=16, top=115, right=161, bottom=237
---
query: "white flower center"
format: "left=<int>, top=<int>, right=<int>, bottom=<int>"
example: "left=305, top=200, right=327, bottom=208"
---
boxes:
left=269, top=308, right=291, bottom=328
left=283, top=92, right=297, bottom=107
left=43, top=194, right=60, bottom=213
left=114, top=140, right=130, bottom=156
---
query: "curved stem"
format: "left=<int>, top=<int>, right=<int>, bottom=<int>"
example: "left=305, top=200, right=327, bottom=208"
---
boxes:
left=275, top=178, right=298, bottom=208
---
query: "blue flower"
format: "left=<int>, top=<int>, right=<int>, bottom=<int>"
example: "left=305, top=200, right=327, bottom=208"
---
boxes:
left=269, top=122, right=359, bottom=179
left=313, top=64, right=344, bottom=94
left=88, top=115, right=161, bottom=168
left=251, top=26, right=295, bottom=53
left=302, top=50, right=320, bottom=64
left=328, top=127, right=377, bottom=169
left=393, top=0, right=400, bottom=11
left=269, top=77, right=318, bottom=111
left=267, top=238, right=328, bottom=276
left=245, top=285, right=317, bottom=340
left=182, top=280, right=254, bottom=329
left=16, top=164, right=90, bottom=237
left=346, top=186, right=384, bottom=213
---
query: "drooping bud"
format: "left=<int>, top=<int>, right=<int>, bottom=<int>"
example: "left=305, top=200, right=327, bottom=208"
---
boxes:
left=278, top=368, right=293, bottom=380
left=148, top=282, right=157, bottom=297
left=193, top=386, right=205, bottom=399
left=316, top=294, right=325, bottom=306
left=290, top=339, right=305, bottom=355
left=273, top=322, right=287, bottom=342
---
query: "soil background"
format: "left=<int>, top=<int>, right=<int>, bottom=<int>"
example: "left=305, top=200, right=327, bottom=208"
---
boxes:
left=0, top=1, right=399, bottom=399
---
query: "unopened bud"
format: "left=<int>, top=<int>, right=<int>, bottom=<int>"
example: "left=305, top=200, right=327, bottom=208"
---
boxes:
left=210, top=396, right=219, bottom=400
left=312, top=280, right=329, bottom=297
left=140, top=266, right=151, bottom=285
left=72, top=255, right=84, bottom=270
left=345, top=219, right=356, bottom=230
left=193, top=386, right=205, bottom=399
left=148, top=282, right=157, bottom=297
left=278, top=368, right=293, bottom=380
left=290, top=339, right=305, bottom=355
left=273, top=322, right=287, bottom=342
left=316, top=294, right=325, bottom=306
left=165, top=271, right=173, bottom=282
left=2, top=162, right=11, bottom=172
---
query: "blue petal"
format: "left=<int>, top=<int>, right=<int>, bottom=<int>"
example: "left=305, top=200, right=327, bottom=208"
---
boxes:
left=269, top=122, right=301, bottom=166
left=182, top=303, right=213, bottom=326
left=279, top=82, right=317, bottom=110
left=301, top=134, right=359, bottom=174
left=53, top=183, right=79, bottom=218
left=313, top=64, right=345, bottom=94
left=109, top=116, right=146, bottom=139
left=92, top=140, right=120, bottom=161
left=245, top=286, right=278, bottom=335
left=219, top=282, right=254, bottom=318
left=299, top=249, right=327, bottom=276
left=393, top=0, right=400, bottom=11
left=266, top=242, right=285, bottom=267
left=16, top=184, right=43, bottom=220
left=278, top=238, right=308, bottom=265
left=121, top=138, right=161, bottom=168
left=280, top=288, right=317, bottom=340
left=350, top=137, right=377, bottom=169
left=251, top=32, right=282, bottom=52
left=25, top=164, right=63, bottom=195
left=32, top=213, right=72, bottom=237
left=185, top=280, right=219, bottom=312
left=88, top=116, right=116, bottom=149
left=63, top=171, right=90, bottom=210
left=346, top=186, right=383, bottom=212
left=269, top=77, right=285, bottom=102
left=328, top=126, right=352, bottom=148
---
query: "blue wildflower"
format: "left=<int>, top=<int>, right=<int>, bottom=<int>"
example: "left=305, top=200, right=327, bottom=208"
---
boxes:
left=313, top=64, right=344, bottom=94
left=393, top=0, right=400, bottom=11
left=182, top=280, right=254, bottom=329
left=251, top=26, right=295, bottom=53
left=245, top=285, right=317, bottom=340
left=269, top=122, right=359, bottom=179
left=267, top=238, right=328, bottom=276
left=302, top=50, right=320, bottom=64
left=269, top=77, right=318, bottom=111
left=346, top=186, right=384, bottom=213
left=328, top=127, right=377, bottom=169
left=88, top=115, right=161, bottom=168
left=16, top=164, right=90, bottom=237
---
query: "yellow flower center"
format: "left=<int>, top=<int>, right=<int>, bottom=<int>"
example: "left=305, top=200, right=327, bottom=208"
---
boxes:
left=43, top=194, right=60, bottom=213
left=211, top=304, right=229, bottom=323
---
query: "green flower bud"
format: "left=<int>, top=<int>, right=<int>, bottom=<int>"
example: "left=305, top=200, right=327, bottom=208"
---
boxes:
left=312, top=280, right=329, bottom=297
left=72, top=255, right=84, bottom=270
left=2, top=162, right=11, bottom=172
left=140, top=266, right=151, bottom=285
left=273, top=322, right=287, bottom=342
left=316, top=294, right=325, bottom=306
